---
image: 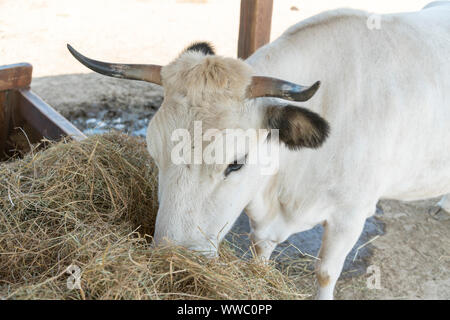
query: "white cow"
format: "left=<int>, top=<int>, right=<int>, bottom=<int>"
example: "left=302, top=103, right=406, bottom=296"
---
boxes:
left=68, top=2, right=450, bottom=299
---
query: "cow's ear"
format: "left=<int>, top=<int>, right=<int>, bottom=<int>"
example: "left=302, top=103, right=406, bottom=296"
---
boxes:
left=264, top=105, right=330, bottom=150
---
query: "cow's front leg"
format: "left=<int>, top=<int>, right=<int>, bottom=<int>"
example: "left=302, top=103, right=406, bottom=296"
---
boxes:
left=315, top=212, right=366, bottom=300
left=250, top=233, right=277, bottom=261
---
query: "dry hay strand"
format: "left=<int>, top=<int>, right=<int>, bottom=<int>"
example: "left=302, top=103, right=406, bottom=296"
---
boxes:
left=0, top=132, right=310, bottom=300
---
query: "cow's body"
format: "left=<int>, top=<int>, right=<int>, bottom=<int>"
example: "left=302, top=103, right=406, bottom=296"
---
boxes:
left=68, top=2, right=450, bottom=300
left=244, top=3, right=450, bottom=299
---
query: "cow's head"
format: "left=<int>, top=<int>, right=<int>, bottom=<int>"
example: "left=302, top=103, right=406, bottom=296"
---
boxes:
left=68, top=42, right=329, bottom=255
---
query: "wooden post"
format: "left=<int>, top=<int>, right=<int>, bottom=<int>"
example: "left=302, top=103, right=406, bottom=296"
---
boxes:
left=0, top=63, right=32, bottom=92
left=0, top=63, right=85, bottom=159
left=0, top=63, right=32, bottom=157
left=237, top=0, right=273, bottom=60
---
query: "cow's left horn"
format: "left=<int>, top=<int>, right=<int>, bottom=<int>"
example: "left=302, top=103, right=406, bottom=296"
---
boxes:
left=247, top=76, right=320, bottom=102
left=67, top=44, right=162, bottom=85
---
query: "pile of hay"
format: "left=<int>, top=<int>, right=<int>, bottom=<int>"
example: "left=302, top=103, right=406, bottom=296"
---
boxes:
left=0, top=132, right=309, bottom=300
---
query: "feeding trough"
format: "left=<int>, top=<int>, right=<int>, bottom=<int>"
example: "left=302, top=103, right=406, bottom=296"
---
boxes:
left=0, top=63, right=85, bottom=161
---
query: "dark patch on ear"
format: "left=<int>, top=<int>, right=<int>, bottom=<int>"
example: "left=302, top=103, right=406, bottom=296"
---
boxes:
left=265, top=105, right=330, bottom=150
left=184, top=41, right=215, bottom=55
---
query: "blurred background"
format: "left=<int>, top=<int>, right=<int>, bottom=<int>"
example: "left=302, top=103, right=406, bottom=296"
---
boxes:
left=0, top=0, right=431, bottom=77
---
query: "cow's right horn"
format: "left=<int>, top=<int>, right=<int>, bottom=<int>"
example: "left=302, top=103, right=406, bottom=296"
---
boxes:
left=247, top=76, right=320, bottom=102
left=67, top=44, right=162, bottom=85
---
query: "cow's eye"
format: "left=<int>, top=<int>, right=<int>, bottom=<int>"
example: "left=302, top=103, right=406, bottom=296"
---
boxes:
left=225, top=160, right=244, bottom=177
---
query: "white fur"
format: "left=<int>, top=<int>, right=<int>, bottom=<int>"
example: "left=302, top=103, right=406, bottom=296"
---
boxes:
left=148, top=2, right=450, bottom=299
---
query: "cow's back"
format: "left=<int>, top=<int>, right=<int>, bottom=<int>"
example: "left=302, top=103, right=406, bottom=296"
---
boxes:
left=247, top=5, right=450, bottom=204
left=374, top=4, right=450, bottom=200
left=423, top=1, right=450, bottom=10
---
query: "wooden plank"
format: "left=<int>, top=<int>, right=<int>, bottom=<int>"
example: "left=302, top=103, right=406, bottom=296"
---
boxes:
left=237, top=0, right=273, bottom=59
left=0, top=63, right=33, bottom=91
left=16, top=89, right=86, bottom=141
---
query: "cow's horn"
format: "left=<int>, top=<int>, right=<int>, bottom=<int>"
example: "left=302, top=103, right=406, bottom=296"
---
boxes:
left=67, top=44, right=162, bottom=85
left=247, top=76, right=320, bottom=102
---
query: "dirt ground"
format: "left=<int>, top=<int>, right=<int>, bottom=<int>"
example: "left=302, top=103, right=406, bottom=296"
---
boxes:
left=1, top=0, right=449, bottom=300
left=338, top=199, right=449, bottom=300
